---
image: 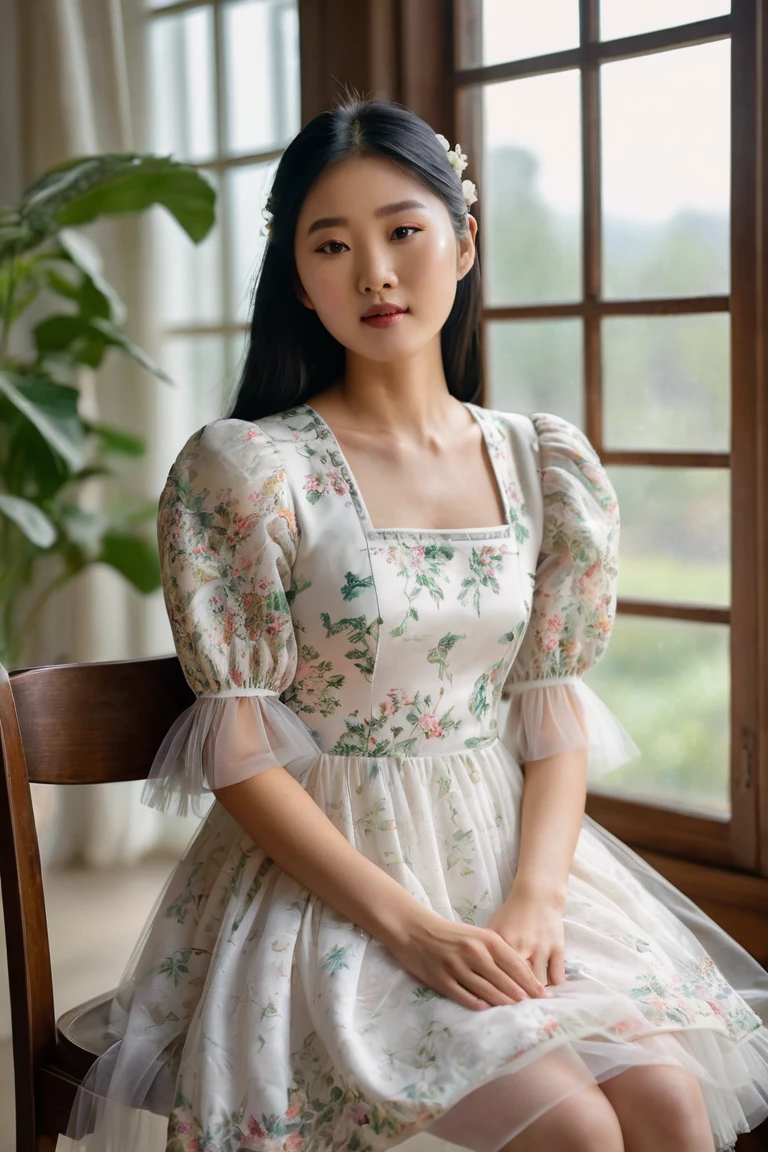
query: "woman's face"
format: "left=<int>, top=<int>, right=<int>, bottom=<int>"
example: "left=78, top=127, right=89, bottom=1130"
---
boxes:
left=293, top=154, right=477, bottom=363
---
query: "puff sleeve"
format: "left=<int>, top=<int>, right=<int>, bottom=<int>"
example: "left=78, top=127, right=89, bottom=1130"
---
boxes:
left=141, top=419, right=320, bottom=816
left=501, top=413, right=640, bottom=778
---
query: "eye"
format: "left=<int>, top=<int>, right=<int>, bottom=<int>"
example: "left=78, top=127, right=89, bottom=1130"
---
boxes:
left=392, top=225, right=421, bottom=241
left=316, top=239, right=348, bottom=256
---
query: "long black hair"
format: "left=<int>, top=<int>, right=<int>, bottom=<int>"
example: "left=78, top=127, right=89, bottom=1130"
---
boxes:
left=226, top=97, right=482, bottom=422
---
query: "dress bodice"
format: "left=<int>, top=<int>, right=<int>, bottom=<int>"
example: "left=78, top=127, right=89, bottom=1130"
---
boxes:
left=260, top=405, right=544, bottom=757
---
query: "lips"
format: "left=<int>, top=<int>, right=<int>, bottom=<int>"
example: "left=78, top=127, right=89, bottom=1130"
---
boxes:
left=361, top=304, right=407, bottom=319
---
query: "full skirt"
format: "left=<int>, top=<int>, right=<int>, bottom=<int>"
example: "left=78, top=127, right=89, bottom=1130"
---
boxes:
left=61, top=740, right=768, bottom=1152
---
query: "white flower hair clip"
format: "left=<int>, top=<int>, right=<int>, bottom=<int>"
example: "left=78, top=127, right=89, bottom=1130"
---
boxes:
left=260, top=211, right=273, bottom=241
left=435, top=134, right=478, bottom=208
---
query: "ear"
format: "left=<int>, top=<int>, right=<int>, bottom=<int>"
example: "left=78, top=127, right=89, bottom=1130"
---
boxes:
left=457, top=213, right=478, bottom=282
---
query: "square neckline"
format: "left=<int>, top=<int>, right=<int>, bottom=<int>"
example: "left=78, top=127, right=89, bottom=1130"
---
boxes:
left=300, top=401, right=513, bottom=541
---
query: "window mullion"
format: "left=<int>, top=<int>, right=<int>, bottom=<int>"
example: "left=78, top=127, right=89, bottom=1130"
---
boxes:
left=580, top=0, right=602, bottom=452
left=729, top=0, right=761, bottom=872
left=213, top=0, right=236, bottom=389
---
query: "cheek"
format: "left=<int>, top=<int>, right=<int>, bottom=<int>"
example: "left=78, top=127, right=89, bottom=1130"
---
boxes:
left=302, top=260, right=349, bottom=309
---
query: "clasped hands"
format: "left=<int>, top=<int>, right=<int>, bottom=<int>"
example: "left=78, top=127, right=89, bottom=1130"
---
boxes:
left=485, top=883, right=567, bottom=993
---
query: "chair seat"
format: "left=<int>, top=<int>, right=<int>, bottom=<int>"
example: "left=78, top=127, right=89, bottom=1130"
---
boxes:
left=55, top=989, right=117, bottom=1081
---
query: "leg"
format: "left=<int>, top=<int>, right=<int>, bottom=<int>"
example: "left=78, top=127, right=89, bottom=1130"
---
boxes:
left=427, top=1050, right=625, bottom=1152
left=598, top=1063, right=713, bottom=1152
left=497, top=1084, right=624, bottom=1152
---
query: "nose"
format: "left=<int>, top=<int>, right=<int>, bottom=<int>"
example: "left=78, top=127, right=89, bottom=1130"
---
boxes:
left=357, top=246, right=399, bottom=295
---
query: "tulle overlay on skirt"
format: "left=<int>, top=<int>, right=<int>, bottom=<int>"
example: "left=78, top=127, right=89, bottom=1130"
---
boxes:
left=61, top=740, right=768, bottom=1152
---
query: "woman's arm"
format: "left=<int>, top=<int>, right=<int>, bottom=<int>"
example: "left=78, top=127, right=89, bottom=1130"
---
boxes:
left=512, top=747, right=588, bottom=906
left=213, top=763, right=426, bottom=947
left=214, top=761, right=548, bottom=1009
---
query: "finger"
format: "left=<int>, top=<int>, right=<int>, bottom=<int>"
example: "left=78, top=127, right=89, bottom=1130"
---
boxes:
left=491, top=941, right=548, bottom=999
left=461, top=968, right=527, bottom=1008
left=548, top=949, right=567, bottom=986
left=442, top=976, right=492, bottom=1012
left=472, top=953, right=536, bottom=1003
left=531, top=956, right=550, bottom=990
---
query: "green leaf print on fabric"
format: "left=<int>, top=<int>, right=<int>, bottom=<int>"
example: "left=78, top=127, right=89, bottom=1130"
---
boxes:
left=412, top=986, right=447, bottom=1003
left=165, top=861, right=205, bottom=925
left=320, top=945, right=351, bottom=977
left=320, top=612, right=382, bottom=681
left=426, top=631, right=466, bottom=683
left=158, top=947, right=210, bottom=987
left=341, top=571, right=374, bottom=601
left=458, top=546, right=506, bottom=616
left=282, top=643, right=345, bottom=717
left=370, top=542, right=455, bottom=638
left=286, top=573, right=311, bottom=607
left=330, top=688, right=461, bottom=758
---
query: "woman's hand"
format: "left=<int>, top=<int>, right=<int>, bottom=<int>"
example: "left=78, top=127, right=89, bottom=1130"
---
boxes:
left=485, top=885, right=567, bottom=990
left=385, top=908, right=551, bottom=1012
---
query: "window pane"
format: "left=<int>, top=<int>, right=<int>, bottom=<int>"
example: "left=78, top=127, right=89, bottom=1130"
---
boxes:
left=609, top=466, right=730, bottom=607
left=223, top=0, right=300, bottom=156
left=601, top=0, right=729, bottom=41
left=456, top=0, right=579, bottom=68
left=227, top=162, right=277, bottom=322
left=160, top=336, right=228, bottom=429
left=586, top=616, right=730, bottom=815
left=603, top=315, right=730, bottom=452
left=147, top=8, right=216, bottom=163
left=485, top=320, right=582, bottom=424
left=602, top=41, right=730, bottom=299
left=149, top=173, right=223, bottom=327
left=481, top=72, right=582, bottom=305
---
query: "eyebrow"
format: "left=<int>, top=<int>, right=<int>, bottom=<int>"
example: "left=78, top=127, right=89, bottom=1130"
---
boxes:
left=306, top=199, right=428, bottom=236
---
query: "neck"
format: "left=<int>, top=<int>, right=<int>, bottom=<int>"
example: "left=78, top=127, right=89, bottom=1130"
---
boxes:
left=328, top=337, right=463, bottom=436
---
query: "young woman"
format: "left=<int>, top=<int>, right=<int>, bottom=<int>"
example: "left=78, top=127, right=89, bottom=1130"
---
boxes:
left=66, top=98, right=768, bottom=1152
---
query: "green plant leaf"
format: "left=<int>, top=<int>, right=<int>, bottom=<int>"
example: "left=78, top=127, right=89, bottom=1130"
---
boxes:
left=21, top=155, right=216, bottom=244
left=0, top=494, right=57, bottom=547
left=90, top=317, right=172, bottom=381
left=0, top=371, right=84, bottom=471
left=32, top=313, right=172, bottom=380
left=83, top=420, right=146, bottom=456
left=0, top=208, right=34, bottom=259
left=98, top=532, right=161, bottom=593
left=56, top=229, right=127, bottom=323
left=58, top=502, right=105, bottom=554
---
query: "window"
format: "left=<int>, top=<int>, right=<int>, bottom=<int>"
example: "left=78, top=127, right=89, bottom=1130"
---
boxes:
left=141, top=0, right=301, bottom=429
left=453, top=0, right=767, bottom=873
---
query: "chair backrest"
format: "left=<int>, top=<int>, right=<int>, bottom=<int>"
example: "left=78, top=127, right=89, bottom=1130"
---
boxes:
left=0, top=655, right=193, bottom=1144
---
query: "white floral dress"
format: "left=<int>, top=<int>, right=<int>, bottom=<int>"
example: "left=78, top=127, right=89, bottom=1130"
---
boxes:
left=64, top=403, right=768, bottom=1152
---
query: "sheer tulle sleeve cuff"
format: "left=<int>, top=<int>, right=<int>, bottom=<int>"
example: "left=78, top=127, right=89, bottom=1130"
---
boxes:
left=501, top=676, right=640, bottom=779
left=141, top=692, right=321, bottom=817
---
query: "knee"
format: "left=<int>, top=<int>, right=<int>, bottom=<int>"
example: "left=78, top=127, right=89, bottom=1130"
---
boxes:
left=645, top=1071, right=709, bottom=1142
left=558, top=1088, right=625, bottom=1152
left=602, top=1066, right=710, bottom=1147
left=508, top=1085, right=624, bottom=1152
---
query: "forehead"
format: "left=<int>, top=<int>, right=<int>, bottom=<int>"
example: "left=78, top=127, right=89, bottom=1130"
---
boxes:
left=298, top=154, right=437, bottom=217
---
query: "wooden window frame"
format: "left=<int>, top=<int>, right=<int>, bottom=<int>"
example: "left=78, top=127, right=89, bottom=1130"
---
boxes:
left=142, top=0, right=299, bottom=374
left=158, top=1, right=767, bottom=889
left=452, top=0, right=768, bottom=880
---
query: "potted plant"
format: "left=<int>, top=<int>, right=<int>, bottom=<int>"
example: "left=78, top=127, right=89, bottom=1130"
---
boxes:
left=0, top=154, right=216, bottom=669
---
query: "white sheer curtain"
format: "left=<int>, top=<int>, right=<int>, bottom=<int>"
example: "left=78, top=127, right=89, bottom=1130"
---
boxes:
left=5, top=0, right=202, bottom=865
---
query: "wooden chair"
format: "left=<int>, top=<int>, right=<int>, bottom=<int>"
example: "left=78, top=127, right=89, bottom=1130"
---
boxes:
left=0, top=656, right=193, bottom=1152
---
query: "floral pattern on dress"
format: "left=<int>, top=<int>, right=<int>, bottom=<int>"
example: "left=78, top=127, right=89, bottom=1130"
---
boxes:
left=506, top=412, right=620, bottom=686
left=157, top=422, right=300, bottom=697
